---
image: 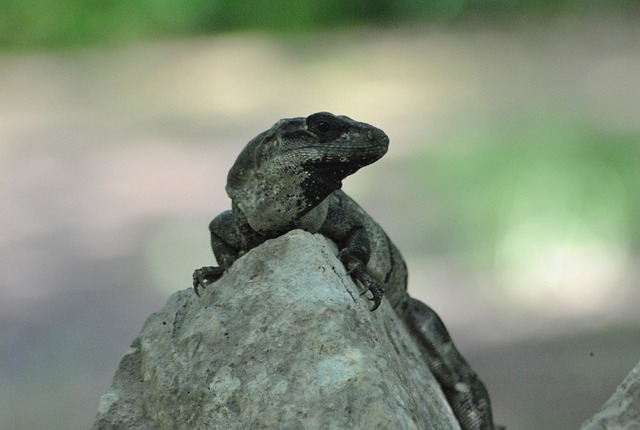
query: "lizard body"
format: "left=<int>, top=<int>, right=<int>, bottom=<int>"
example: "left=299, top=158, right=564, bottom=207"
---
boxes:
left=193, top=112, right=498, bottom=430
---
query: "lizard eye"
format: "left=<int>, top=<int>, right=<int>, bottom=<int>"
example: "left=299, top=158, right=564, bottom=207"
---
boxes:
left=315, top=120, right=331, bottom=133
left=306, top=112, right=339, bottom=138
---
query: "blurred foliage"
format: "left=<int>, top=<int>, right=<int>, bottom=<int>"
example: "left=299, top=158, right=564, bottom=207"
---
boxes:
left=1, top=0, right=639, bottom=49
left=410, top=113, right=640, bottom=264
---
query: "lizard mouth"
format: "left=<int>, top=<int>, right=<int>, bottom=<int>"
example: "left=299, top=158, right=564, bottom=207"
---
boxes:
left=289, top=127, right=389, bottom=155
left=290, top=140, right=388, bottom=154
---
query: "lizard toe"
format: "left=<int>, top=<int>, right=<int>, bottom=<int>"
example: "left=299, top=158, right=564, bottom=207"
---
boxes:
left=192, top=266, right=225, bottom=296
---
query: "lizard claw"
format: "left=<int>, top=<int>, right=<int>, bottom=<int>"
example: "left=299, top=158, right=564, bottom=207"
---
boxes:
left=359, top=284, right=384, bottom=311
left=192, top=266, right=225, bottom=296
left=338, top=250, right=384, bottom=311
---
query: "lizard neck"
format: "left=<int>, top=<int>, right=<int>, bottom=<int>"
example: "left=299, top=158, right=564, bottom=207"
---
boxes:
left=229, top=164, right=332, bottom=235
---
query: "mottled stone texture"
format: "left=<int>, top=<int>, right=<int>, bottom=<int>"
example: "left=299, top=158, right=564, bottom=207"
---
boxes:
left=92, top=230, right=459, bottom=430
left=580, top=359, right=640, bottom=430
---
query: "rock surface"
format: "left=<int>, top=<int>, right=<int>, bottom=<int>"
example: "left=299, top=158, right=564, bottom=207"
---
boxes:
left=580, top=359, right=640, bottom=430
left=92, top=230, right=459, bottom=430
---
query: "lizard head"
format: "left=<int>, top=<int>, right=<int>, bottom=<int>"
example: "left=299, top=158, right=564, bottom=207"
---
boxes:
left=226, top=112, right=389, bottom=233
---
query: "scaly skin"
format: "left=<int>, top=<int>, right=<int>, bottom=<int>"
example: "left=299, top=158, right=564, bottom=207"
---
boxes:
left=193, top=112, right=500, bottom=430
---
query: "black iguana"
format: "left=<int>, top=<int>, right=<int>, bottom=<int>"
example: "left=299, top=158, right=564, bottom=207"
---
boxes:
left=193, top=112, right=499, bottom=430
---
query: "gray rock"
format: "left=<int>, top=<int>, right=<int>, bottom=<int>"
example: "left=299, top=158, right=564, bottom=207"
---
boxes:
left=92, top=230, right=459, bottom=430
left=580, top=359, right=640, bottom=430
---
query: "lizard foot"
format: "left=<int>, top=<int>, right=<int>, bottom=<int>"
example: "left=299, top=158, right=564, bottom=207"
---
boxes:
left=192, top=266, right=225, bottom=296
left=338, top=250, right=384, bottom=311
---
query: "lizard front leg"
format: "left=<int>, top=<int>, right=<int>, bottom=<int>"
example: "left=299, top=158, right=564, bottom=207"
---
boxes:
left=399, top=296, right=498, bottom=430
left=321, top=201, right=385, bottom=311
left=193, top=210, right=243, bottom=295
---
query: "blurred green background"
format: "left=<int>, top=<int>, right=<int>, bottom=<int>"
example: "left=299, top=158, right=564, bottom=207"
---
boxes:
left=1, top=1, right=639, bottom=430
left=2, top=0, right=640, bottom=48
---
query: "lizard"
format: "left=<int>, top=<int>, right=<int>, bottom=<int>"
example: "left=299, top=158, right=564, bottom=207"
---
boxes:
left=193, top=112, right=499, bottom=430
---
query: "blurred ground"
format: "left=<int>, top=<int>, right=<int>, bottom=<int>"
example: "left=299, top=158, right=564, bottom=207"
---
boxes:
left=1, top=15, right=639, bottom=430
